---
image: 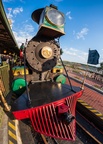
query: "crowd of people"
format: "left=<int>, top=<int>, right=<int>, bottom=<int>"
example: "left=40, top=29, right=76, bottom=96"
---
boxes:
left=0, top=43, right=25, bottom=67
left=0, top=54, right=18, bottom=67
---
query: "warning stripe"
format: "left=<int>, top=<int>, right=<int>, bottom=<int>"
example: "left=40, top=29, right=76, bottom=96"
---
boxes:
left=9, top=122, right=16, bottom=131
left=8, top=119, right=18, bottom=144
left=8, top=131, right=17, bottom=140
left=9, top=140, right=14, bottom=144
left=78, top=99, right=103, bottom=120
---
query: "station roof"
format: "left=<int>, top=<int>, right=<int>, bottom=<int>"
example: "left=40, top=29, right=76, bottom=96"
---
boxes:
left=0, top=0, right=19, bottom=55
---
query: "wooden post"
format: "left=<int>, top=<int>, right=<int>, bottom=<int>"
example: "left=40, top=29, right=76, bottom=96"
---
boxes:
left=81, top=64, right=88, bottom=90
left=0, top=90, right=11, bottom=111
left=0, top=77, right=11, bottom=111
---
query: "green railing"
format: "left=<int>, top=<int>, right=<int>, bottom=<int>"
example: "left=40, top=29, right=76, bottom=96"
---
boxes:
left=0, top=65, right=10, bottom=97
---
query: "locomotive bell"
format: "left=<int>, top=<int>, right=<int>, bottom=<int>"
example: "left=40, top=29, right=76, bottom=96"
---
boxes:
left=31, top=5, right=65, bottom=38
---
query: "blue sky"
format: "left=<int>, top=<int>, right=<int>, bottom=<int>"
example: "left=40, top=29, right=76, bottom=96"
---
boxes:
left=2, top=0, right=103, bottom=65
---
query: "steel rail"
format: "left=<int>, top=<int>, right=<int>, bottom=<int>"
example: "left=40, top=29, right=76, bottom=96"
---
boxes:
left=40, top=134, right=48, bottom=144
left=76, top=110, right=103, bottom=144
left=76, top=121, right=102, bottom=144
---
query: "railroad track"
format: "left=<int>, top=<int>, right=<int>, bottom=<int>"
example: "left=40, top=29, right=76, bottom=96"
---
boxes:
left=76, top=100, right=103, bottom=144
left=19, top=120, right=102, bottom=144
left=76, top=111, right=103, bottom=144
left=31, top=104, right=103, bottom=144
left=37, top=112, right=103, bottom=144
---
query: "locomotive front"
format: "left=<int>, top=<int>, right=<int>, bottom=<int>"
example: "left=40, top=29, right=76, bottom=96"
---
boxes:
left=10, top=4, right=83, bottom=141
left=25, top=4, right=65, bottom=82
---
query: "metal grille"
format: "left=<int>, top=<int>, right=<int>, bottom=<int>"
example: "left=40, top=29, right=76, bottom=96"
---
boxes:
left=13, top=91, right=83, bottom=141
left=28, top=94, right=78, bottom=141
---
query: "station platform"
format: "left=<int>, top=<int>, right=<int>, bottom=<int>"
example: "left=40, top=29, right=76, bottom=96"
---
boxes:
left=68, top=72, right=103, bottom=119
left=0, top=106, right=8, bottom=144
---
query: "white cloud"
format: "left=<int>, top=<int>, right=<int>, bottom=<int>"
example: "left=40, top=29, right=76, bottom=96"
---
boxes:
left=76, top=28, right=89, bottom=40
left=13, top=24, right=35, bottom=46
left=6, top=8, right=13, bottom=18
left=6, top=12, right=13, bottom=18
left=63, top=48, right=77, bottom=56
left=5, top=6, right=34, bottom=45
left=6, top=7, right=23, bottom=17
left=13, top=7, right=23, bottom=15
left=6, top=8, right=14, bottom=28
left=62, top=47, right=88, bottom=64
left=13, top=31, right=33, bottom=47
left=24, top=24, right=34, bottom=33
left=69, top=47, right=78, bottom=52
left=6, top=7, right=23, bottom=28
left=66, top=11, right=72, bottom=20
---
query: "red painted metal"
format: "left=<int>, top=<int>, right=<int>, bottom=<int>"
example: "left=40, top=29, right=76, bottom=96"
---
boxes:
left=20, top=50, right=23, bottom=58
left=13, top=90, right=83, bottom=141
left=57, top=103, right=69, bottom=114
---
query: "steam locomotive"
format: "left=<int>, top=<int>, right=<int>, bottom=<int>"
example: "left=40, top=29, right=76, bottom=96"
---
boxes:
left=10, top=5, right=83, bottom=141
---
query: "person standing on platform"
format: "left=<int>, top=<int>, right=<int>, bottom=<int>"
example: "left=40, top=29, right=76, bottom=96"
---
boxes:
left=20, top=43, right=25, bottom=66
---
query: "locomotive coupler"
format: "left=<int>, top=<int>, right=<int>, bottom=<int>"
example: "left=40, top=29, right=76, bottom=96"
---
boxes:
left=57, top=103, right=75, bottom=124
